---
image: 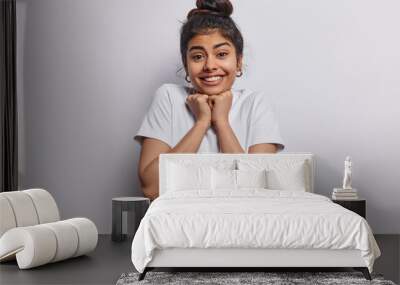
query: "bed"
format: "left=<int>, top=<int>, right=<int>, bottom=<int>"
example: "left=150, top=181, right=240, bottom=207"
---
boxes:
left=131, top=153, right=381, bottom=281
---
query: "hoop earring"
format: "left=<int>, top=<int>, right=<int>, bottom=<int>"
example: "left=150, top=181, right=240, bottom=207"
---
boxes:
left=185, top=75, right=191, bottom=83
left=236, top=70, right=243, bottom=78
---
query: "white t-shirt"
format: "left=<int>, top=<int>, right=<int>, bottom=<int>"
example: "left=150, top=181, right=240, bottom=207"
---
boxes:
left=134, top=83, right=285, bottom=153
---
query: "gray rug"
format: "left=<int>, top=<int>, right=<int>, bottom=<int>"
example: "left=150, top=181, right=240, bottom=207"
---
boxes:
left=116, top=271, right=397, bottom=285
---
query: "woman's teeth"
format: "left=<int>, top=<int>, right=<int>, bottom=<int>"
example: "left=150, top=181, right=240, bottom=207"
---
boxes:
left=203, top=76, right=222, bottom=82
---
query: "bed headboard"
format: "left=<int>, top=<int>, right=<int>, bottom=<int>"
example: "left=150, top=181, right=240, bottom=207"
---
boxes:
left=159, top=153, right=315, bottom=195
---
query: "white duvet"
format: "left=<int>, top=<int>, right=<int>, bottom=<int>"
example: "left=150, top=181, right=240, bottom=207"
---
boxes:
left=131, top=190, right=381, bottom=273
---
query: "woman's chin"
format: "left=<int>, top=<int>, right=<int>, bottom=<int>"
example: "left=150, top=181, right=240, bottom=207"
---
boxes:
left=196, top=85, right=226, bottom=95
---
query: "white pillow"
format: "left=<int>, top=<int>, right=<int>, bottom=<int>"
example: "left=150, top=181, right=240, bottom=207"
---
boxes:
left=212, top=168, right=236, bottom=190
left=238, top=159, right=308, bottom=191
left=167, top=162, right=212, bottom=191
left=237, top=169, right=268, bottom=189
left=211, top=168, right=268, bottom=190
left=266, top=163, right=306, bottom=191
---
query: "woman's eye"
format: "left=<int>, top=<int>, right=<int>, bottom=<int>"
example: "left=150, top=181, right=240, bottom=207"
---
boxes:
left=192, top=54, right=204, bottom=61
left=217, top=52, right=228, bottom=58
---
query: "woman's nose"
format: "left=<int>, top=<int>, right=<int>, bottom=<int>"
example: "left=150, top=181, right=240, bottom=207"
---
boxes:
left=203, top=56, right=217, bottom=71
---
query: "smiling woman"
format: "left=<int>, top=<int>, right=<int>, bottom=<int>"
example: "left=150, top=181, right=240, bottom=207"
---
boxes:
left=134, top=0, right=285, bottom=200
left=186, top=33, right=239, bottom=96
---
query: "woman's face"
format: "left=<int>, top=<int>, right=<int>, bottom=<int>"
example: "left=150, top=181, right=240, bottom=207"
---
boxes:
left=186, top=30, right=242, bottom=95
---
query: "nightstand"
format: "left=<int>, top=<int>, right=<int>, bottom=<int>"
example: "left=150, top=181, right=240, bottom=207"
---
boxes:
left=332, top=199, right=366, bottom=219
left=112, top=197, right=150, bottom=242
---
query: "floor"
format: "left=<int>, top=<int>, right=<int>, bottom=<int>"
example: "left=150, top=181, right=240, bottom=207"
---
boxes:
left=0, top=235, right=133, bottom=285
left=0, top=234, right=399, bottom=285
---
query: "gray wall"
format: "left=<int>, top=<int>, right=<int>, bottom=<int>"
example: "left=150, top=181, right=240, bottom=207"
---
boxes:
left=17, top=0, right=400, bottom=234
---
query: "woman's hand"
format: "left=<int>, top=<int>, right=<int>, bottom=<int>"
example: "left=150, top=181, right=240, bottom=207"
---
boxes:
left=186, top=93, right=212, bottom=127
left=208, top=90, right=233, bottom=127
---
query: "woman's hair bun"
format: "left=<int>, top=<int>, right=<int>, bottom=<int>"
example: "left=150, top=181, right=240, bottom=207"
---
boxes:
left=187, top=0, right=233, bottom=19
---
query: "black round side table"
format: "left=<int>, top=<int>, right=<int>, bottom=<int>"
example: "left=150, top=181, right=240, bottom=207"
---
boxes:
left=112, top=197, right=150, bottom=242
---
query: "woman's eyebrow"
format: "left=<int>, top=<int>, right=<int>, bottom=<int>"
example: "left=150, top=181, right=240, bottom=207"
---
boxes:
left=189, top=42, right=231, bottom=52
left=213, top=42, right=231, bottom=49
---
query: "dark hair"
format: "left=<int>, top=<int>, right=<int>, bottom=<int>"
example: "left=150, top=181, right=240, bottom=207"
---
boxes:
left=180, top=0, right=244, bottom=71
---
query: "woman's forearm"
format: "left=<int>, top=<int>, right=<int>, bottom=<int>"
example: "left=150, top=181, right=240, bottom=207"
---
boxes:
left=140, top=121, right=210, bottom=200
left=214, top=120, right=245, bottom=153
left=171, top=120, right=210, bottom=153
